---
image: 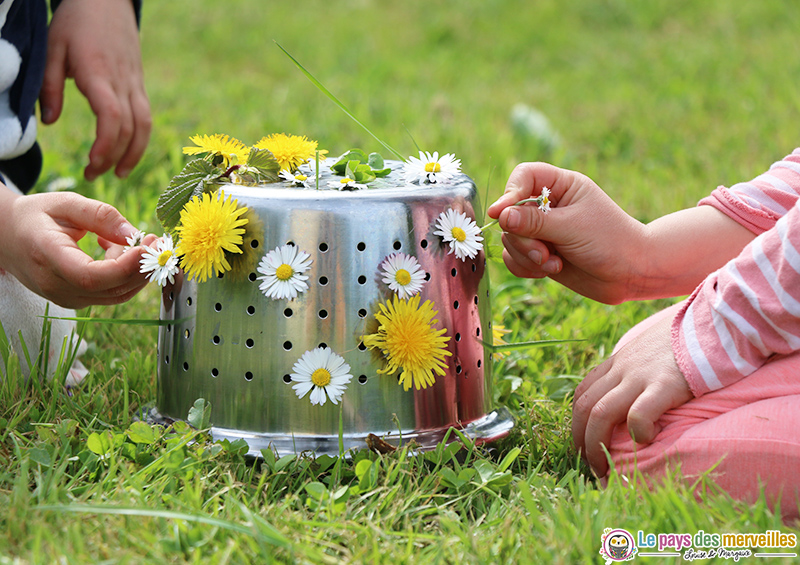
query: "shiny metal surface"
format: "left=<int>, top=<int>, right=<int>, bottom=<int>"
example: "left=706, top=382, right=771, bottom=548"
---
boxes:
left=157, top=161, right=513, bottom=455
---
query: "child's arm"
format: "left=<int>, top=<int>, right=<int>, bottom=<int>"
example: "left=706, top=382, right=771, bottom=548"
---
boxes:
left=40, top=0, right=151, bottom=180
left=487, top=162, right=755, bottom=304
left=0, top=184, right=154, bottom=309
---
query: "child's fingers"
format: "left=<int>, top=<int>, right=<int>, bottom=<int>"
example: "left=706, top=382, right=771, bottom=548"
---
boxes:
left=627, top=377, right=693, bottom=445
left=48, top=193, right=137, bottom=246
left=115, top=89, right=152, bottom=178
left=500, top=233, right=561, bottom=276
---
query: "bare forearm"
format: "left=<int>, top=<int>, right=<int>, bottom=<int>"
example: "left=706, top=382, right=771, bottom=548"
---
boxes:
left=632, top=206, right=756, bottom=300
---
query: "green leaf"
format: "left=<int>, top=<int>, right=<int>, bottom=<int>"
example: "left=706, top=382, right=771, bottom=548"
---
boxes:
left=367, top=152, right=384, bottom=170
left=304, top=481, right=327, bottom=501
left=187, top=398, right=212, bottom=430
left=127, top=421, right=158, bottom=445
left=87, top=431, right=114, bottom=456
left=28, top=447, right=52, bottom=468
left=246, top=147, right=280, bottom=181
left=157, top=158, right=215, bottom=232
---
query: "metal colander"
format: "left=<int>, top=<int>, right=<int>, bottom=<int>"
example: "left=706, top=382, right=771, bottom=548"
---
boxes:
left=154, top=161, right=513, bottom=456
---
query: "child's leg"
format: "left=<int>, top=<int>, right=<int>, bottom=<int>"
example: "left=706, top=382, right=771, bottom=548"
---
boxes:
left=608, top=345, right=800, bottom=519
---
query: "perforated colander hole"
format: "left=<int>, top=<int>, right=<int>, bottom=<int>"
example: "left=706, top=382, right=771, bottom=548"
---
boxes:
left=476, top=327, right=481, bottom=337
left=283, top=341, right=292, bottom=351
left=424, top=272, right=431, bottom=282
left=212, top=335, right=221, bottom=345
left=246, top=305, right=256, bottom=316
left=456, top=365, right=463, bottom=374
left=474, top=295, right=478, bottom=305
left=471, top=263, right=477, bottom=273
left=319, top=242, right=329, bottom=252
left=319, top=276, right=329, bottom=286
left=248, top=272, right=257, bottom=282
left=250, top=239, right=259, bottom=249
left=451, top=268, right=457, bottom=277
left=244, top=371, right=254, bottom=381
left=453, top=300, right=459, bottom=310
left=286, top=240, right=296, bottom=247
left=358, top=374, right=368, bottom=384
left=358, top=341, right=367, bottom=351
left=420, top=239, right=428, bottom=249
left=357, top=308, right=367, bottom=318
left=477, top=359, right=482, bottom=368
left=357, top=275, right=367, bottom=285
left=455, top=333, right=462, bottom=342
left=357, top=242, right=366, bottom=251
left=283, top=374, right=292, bottom=384
left=165, top=355, right=170, bottom=365
left=393, top=240, right=402, bottom=250
left=246, top=338, right=255, bottom=348
left=318, top=309, right=328, bottom=319
left=214, top=302, right=223, bottom=312
left=186, top=296, right=193, bottom=306
left=211, top=368, right=219, bottom=378
left=283, top=308, right=293, bottom=318
left=166, top=325, right=171, bottom=333
left=217, top=272, right=224, bottom=279
left=183, top=362, right=189, bottom=371
left=318, top=342, right=328, bottom=349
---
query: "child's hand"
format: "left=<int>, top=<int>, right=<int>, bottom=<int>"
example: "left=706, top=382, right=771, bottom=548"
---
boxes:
left=41, top=0, right=151, bottom=180
left=571, top=314, right=693, bottom=477
left=0, top=190, right=155, bottom=309
left=487, top=162, right=646, bottom=304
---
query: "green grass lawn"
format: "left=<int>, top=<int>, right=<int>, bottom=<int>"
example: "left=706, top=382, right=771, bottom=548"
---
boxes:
left=3, top=0, right=800, bottom=562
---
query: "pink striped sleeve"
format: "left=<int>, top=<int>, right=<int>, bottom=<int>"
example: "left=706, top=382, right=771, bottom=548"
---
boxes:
left=673, top=199, right=800, bottom=396
left=699, top=148, right=800, bottom=234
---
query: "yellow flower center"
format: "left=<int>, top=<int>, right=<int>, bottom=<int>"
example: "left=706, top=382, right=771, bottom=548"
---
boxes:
left=425, top=162, right=442, bottom=173
left=451, top=227, right=467, bottom=242
left=157, top=249, right=173, bottom=267
left=275, top=264, right=294, bottom=281
left=311, top=368, right=332, bottom=388
left=296, top=174, right=307, bottom=181
left=341, top=178, right=353, bottom=184
left=395, top=269, right=412, bottom=286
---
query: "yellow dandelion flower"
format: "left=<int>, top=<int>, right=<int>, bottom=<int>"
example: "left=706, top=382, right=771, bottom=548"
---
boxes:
left=492, top=325, right=512, bottom=360
left=254, top=133, right=327, bottom=172
left=182, top=134, right=250, bottom=167
left=362, top=294, right=452, bottom=391
left=175, top=192, right=249, bottom=282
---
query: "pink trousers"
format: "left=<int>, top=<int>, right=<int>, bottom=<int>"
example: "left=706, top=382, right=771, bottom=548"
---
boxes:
left=607, top=303, right=800, bottom=519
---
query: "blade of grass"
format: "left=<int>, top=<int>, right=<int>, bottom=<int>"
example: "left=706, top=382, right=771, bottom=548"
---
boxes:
left=275, top=41, right=405, bottom=162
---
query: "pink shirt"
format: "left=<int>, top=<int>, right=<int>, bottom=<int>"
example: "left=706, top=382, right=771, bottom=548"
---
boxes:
left=673, top=149, right=800, bottom=396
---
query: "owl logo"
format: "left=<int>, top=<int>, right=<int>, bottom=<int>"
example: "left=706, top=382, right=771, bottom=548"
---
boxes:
left=600, top=528, right=637, bottom=562
left=608, top=534, right=630, bottom=559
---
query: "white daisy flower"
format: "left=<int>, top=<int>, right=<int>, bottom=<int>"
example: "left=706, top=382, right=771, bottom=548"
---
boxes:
left=123, top=229, right=146, bottom=251
left=380, top=252, right=427, bottom=299
left=404, top=151, right=462, bottom=184
left=139, top=234, right=180, bottom=287
left=433, top=209, right=484, bottom=261
left=279, top=169, right=311, bottom=188
left=256, top=244, right=313, bottom=300
left=290, top=346, right=353, bottom=406
left=538, top=186, right=551, bottom=213
left=328, top=177, right=367, bottom=191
